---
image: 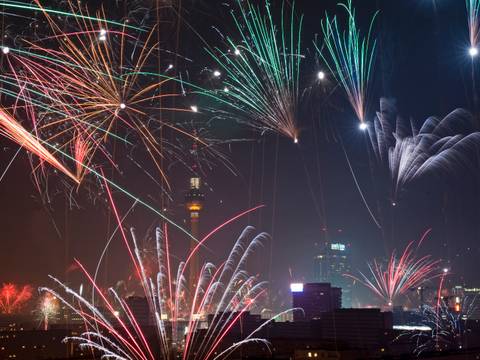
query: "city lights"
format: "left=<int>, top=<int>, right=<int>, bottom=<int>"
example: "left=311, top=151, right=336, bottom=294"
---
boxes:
left=290, top=283, right=304, bottom=292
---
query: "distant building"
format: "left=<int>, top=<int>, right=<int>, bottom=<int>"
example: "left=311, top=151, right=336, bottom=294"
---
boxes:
left=320, top=308, right=393, bottom=350
left=0, top=328, right=85, bottom=359
left=450, top=286, right=480, bottom=319
left=314, top=242, right=352, bottom=307
left=291, top=283, right=341, bottom=321
left=124, top=296, right=152, bottom=326
left=193, top=309, right=393, bottom=359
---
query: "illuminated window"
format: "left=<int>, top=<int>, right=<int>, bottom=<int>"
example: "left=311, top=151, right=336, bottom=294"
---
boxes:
left=331, top=243, right=345, bottom=251
left=290, top=283, right=304, bottom=292
left=190, top=177, right=201, bottom=190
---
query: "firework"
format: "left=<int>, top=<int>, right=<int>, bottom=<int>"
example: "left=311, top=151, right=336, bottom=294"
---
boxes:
left=0, top=0, right=204, bottom=190
left=39, top=292, right=60, bottom=331
left=40, top=181, right=285, bottom=359
left=346, top=231, right=442, bottom=307
left=317, top=0, right=378, bottom=124
left=40, top=224, right=298, bottom=359
left=409, top=296, right=477, bottom=354
left=0, top=283, right=33, bottom=314
left=200, top=0, right=303, bottom=142
left=466, top=0, right=480, bottom=56
left=0, top=108, right=79, bottom=183
left=367, top=101, right=480, bottom=200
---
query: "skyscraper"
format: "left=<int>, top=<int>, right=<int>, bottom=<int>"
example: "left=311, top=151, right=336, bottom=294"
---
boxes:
left=314, top=242, right=352, bottom=307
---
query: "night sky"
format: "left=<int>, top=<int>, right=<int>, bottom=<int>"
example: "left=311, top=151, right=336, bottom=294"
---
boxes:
left=0, top=0, right=479, bottom=308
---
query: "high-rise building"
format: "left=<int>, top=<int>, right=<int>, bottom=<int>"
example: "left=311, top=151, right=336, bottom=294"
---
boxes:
left=185, top=174, right=205, bottom=292
left=290, top=283, right=342, bottom=321
left=314, top=242, right=352, bottom=307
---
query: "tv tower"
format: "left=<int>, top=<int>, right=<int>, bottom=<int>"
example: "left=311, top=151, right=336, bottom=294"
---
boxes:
left=185, top=140, right=205, bottom=292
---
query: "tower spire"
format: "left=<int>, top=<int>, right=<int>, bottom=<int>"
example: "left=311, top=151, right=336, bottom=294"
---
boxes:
left=185, top=136, right=205, bottom=294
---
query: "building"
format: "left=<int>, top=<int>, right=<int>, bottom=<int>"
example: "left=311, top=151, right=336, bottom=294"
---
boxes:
left=124, top=296, right=152, bottom=326
left=184, top=152, right=205, bottom=293
left=291, top=283, right=341, bottom=321
left=320, top=308, right=393, bottom=350
left=449, top=286, right=480, bottom=319
left=0, top=328, right=86, bottom=359
left=192, top=310, right=393, bottom=359
left=313, top=242, right=352, bottom=307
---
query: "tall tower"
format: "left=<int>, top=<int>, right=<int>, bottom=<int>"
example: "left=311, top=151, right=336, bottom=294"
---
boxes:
left=185, top=173, right=205, bottom=292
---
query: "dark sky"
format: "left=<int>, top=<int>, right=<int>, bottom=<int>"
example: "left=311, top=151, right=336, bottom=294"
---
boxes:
left=0, top=0, right=479, bottom=308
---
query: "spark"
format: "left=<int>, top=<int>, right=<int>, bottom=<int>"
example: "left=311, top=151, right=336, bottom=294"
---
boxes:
left=346, top=231, right=442, bottom=307
left=0, top=109, right=79, bottom=183
left=317, top=0, right=378, bottom=123
left=200, top=0, right=303, bottom=141
left=0, top=0, right=208, bottom=192
left=466, top=0, right=480, bottom=52
left=40, top=224, right=294, bottom=359
left=0, top=0, right=144, bottom=31
left=317, top=71, right=325, bottom=80
left=469, top=46, right=479, bottom=57
left=98, top=29, right=107, bottom=41
left=405, top=296, right=478, bottom=354
left=367, top=104, right=480, bottom=200
left=0, top=283, right=33, bottom=314
left=39, top=293, right=59, bottom=331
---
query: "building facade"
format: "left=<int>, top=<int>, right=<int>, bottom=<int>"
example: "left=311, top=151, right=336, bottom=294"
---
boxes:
left=313, top=242, right=352, bottom=307
left=291, top=283, right=342, bottom=321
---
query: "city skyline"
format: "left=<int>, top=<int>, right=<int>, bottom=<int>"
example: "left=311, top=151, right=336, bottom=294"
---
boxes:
left=0, top=0, right=478, bottom=307
left=0, top=1, right=480, bottom=358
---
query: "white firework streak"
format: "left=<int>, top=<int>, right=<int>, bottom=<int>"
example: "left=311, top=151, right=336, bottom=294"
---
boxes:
left=40, top=225, right=298, bottom=360
left=367, top=104, right=480, bottom=198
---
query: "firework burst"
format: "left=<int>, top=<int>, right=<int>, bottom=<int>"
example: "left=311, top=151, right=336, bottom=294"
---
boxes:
left=0, top=283, right=33, bottom=314
left=39, top=292, right=60, bottom=331
left=0, top=0, right=205, bottom=191
left=200, top=0, right=303, bottom=142
left=317, top=0, right=378, bottom=124
left=409, top=296, right=477, bottom=354
left=367, top=102, right=480, bottom=200
left=40, top=224, right=297, bottom=359
left=346, top=231, right=442, bottom=307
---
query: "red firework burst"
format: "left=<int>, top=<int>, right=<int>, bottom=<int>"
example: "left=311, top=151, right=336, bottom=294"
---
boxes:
left=0, top=283, right=33, bottom=314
